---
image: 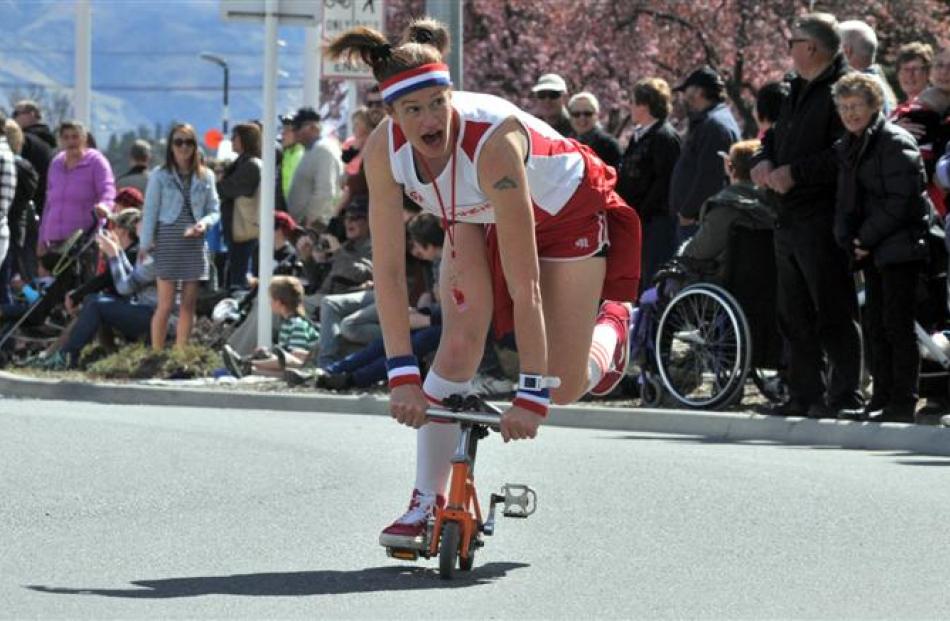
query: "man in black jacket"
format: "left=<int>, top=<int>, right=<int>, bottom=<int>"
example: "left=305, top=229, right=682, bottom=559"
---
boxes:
left=751, top=12, right=863, bottom=418
left=12, top=100, right=56, bottom=281
left=669, top=67, right=741, bottom=245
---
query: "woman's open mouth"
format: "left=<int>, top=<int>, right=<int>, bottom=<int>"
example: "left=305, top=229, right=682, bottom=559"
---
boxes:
left=421, top=130, right=443, bottom=148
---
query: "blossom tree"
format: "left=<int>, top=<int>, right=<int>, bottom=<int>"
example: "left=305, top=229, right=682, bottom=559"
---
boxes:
left=383, top=0, right=949, bottom=138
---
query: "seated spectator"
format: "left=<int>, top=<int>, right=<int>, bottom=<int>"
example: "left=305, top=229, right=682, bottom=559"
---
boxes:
left=113, top=186, right=144, bottom=211
left=679, top=140, right=775, bottom=284
left=65, top=208, right=141, bottom=314
left=221, top=275, right=319, bottom=378
left=311, top=306, right=442, bottom=390
left=568, top=92, right=621, bottom=168
left=298, top=198, right=372, bottom=296
left=273, top=210, right=303, bottom=276
left=833, top=73, right=930, bottom=423
left=114, top=139, right=151, bottom=195
left=38, top=212, right=158, bottom=369
left=315, top=212, right=442, bottom=369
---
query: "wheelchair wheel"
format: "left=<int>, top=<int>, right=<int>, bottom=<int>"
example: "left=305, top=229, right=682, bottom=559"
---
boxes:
left=655, top=284, right=751, bottom=409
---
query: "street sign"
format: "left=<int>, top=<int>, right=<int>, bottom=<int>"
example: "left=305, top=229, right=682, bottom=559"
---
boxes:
left=322, top=0, right=385, bottom=79
left=220, top=0, right=319, bottom=26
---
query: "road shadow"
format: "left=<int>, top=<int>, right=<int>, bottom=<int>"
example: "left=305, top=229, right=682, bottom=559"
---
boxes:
left=600, top=432, right=950, bottom=464
left=25, top=562, right=529, bottom=599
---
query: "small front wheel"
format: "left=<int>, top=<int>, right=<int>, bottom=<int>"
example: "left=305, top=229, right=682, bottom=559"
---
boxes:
left=459, top=535, right=476, bottom=571
left=438, top=521, right=460, bottom=580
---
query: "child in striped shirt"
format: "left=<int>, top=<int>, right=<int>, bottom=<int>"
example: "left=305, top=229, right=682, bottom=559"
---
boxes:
left=237, top=276, right=319, bottom=377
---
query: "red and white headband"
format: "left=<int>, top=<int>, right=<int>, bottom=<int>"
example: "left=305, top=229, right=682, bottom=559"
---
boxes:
left=379, top=63, right=452, bottom=104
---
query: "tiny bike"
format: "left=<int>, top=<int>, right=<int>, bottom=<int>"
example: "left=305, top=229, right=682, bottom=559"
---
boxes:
left=383, top=394, right=538, bottom=580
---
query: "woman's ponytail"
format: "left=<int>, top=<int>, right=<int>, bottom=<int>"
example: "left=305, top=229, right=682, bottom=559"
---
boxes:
left=325, top=26, right=392, bottom=78
left=402, top=17, right=450, bottom=56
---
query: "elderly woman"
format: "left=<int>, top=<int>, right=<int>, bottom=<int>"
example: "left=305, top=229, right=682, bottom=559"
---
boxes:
left=568, top=92, right=621, bottom=169
left=833, top=73, right=930, bottom=423
left=39, top=121, right=115, bottom=274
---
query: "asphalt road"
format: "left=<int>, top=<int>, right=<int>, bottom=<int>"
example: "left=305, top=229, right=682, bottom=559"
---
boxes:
left=2, top=398, right=949, bottom=620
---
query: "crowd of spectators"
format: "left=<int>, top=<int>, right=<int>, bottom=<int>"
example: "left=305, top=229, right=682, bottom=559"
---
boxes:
left=0, top=12, right=948, bottom=423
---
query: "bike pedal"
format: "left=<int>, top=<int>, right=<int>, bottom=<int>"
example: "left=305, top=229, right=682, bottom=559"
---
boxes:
left=499, top=483, right=537, bottom=518
left=386, top=547, right=419, bottom=561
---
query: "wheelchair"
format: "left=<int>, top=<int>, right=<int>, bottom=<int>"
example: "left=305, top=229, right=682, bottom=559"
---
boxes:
left=635, top=224, right=783, bottom=410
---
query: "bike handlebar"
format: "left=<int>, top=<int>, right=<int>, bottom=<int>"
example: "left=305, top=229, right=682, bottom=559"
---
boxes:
left=426, top=409, right=503, bottom=429
left=424, top=395, right=506, bottom=428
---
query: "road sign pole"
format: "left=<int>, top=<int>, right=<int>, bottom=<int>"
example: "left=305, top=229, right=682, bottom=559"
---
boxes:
left=257, top=0, right=280, bottom=349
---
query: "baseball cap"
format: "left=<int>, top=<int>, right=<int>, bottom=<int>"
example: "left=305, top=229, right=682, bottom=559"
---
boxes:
left=292, top=107, right=320, bottom=129
left=114, top=186, right=144, bottom=209
left=673, top=66, right=725, bottom=92
left=531, top=73, right=568, bottom=94
left=274, top=210, right=300, bottom=235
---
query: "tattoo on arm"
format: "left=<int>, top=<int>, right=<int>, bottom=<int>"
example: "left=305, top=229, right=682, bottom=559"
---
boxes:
left=493, top=176, right=518, bottom=191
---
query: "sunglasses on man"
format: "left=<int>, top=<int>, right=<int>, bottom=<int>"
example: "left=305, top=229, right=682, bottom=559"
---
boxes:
left=535, top=91, right=562, bottom=100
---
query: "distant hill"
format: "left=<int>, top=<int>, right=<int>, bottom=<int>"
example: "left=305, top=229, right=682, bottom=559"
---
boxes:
left=0, top=0, right=324, bottom=146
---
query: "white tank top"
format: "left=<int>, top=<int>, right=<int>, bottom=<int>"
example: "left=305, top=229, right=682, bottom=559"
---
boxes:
left=388, top=91, right=586, bottom=224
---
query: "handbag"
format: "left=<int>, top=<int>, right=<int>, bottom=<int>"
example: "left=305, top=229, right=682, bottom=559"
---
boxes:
left=232, top=185, right=261, bottom=243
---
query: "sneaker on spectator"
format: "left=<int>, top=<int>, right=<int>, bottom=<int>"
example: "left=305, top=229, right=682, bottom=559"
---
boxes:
left=590, top=301, right=632, bottom=397
left=221, top=345, right=249, bottom=379
left=36, top=351, right=69, bottom=371
left=283, top=367, right=314, bottom=387
left=470, top=373, right=514, bottom=398
left=940, top=414, right=950, bottom=428
left=379, top=489, right=446, bottom=549
left=316, top=370, right=353, bottom=391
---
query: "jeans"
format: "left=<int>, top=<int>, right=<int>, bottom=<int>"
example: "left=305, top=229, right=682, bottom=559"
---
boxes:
left=62, top=294, right=154, bottom=363
left=318, top=289, right=375, bottom=368
left=340, top=303, right=381, bottom=345
left=326, top=325, right=442, bottom=388
left=227, top=240, right=259, bottom=290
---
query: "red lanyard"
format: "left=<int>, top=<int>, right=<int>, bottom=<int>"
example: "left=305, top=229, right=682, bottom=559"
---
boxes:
left=416, top=114, right=466, bottom=310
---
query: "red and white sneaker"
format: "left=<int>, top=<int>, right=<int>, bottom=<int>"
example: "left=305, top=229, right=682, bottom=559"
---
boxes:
left=379, top=489, right=446, bottom=549
left=590, top=301, right=633, bottom=397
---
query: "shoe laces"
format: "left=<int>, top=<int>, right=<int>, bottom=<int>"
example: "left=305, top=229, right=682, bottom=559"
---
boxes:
left=395, top=491, right=439, bottom=526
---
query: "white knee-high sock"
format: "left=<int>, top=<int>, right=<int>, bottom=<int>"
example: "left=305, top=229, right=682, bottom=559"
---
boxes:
left=415, top=371, right=471, bottom=497
left=586, top=319, right=621, bottom=393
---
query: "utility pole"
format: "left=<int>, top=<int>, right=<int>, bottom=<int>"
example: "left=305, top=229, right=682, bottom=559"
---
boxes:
left=424, top=0, right=463, bottom=88
left=303, top=24, right=322, bottom=110
left=74, top=0, right=92, bottom=128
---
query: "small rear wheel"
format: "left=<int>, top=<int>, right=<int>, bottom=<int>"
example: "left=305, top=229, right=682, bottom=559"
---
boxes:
left=438, top=521, right=460, bottom=580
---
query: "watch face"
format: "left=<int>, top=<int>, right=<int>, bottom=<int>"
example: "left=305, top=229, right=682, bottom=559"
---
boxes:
left=521, top=375, right=541, bottom=390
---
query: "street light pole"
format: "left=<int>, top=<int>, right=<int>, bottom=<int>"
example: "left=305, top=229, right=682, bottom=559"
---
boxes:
left=199, top=52, right=230, bottom=135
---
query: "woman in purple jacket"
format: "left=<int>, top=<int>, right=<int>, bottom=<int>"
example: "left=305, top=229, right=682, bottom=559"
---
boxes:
left=38, top=121, right=115, bottom=273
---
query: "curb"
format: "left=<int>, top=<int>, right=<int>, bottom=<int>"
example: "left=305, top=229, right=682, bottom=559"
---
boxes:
left=3, top=371, right=950, bottom=457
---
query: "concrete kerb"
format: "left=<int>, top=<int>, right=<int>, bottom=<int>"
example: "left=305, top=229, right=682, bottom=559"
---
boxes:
left=2, top=371, right=950, bottom=457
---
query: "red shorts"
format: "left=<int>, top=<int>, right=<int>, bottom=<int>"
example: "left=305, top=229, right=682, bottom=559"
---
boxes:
left=486, top=142, right=642, bottom=337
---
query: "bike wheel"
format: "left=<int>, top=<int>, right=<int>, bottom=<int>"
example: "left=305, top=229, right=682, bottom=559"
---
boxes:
left=438, top=521, right=460, bottom=580
left=459, top=535, right=476, bottom=571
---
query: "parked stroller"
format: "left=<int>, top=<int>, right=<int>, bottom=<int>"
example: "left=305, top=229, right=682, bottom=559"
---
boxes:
left=0, top=223, right=101, bottom=367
